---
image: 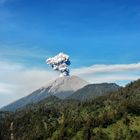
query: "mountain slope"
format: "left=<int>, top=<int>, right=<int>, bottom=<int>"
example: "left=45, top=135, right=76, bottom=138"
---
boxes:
left=0, top=79, right=140, bottom=140
left=0, top=76, right=88, bottom=112
left=68, top=83, right=120, bottom=101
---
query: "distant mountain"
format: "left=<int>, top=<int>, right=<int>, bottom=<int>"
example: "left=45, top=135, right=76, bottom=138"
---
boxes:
left=68, top=83, right=120, bottom=101
left=0, top=76, right=88, bottom=112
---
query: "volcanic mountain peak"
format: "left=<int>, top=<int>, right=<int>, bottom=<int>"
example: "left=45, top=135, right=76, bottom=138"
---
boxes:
left=47, top=75, right=88, bottom=94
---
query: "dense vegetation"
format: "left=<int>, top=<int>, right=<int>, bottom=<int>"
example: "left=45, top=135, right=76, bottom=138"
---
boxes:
left=0, top=80, right=140, bottom=140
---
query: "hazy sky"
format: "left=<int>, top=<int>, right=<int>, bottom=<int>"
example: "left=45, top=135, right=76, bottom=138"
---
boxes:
left=0, top=0, right=140, bottom=107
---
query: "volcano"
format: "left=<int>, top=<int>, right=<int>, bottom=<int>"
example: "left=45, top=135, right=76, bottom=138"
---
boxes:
left=1, top=76, right=88, bottom=111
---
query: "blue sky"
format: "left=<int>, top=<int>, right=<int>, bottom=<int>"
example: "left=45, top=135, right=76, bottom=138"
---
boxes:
left=0, top=0, right=140, bottom=107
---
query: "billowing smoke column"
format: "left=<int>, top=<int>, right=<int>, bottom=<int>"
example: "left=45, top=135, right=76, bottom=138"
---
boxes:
left=46, top=53, right=71, bottom=77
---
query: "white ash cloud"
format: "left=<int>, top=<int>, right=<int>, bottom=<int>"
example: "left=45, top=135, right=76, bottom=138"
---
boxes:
left=46, top=52, right=71, bottom=77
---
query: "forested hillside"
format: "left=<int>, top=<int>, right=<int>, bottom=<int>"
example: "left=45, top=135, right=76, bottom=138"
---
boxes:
left=0, top=80, right=140, bottom=140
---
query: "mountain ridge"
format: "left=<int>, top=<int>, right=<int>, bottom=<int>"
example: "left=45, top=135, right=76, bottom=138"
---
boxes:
left=68, top=83, right=120, bottom=101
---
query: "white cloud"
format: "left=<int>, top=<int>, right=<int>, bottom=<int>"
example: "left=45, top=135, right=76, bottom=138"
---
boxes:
left=0, top=83, right=16, bottom=94
left=72, top=63, right=140, bottom=75
left=0, top=61, right=58, bottom=95
left=71, top=63, right=140, bottom=86
left=0, top=61, right=58, bottom=107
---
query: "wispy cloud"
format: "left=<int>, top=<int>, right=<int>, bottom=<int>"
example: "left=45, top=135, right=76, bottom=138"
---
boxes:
left=0, top=61, right=57, bottom=95
left=72, top=63, right=140, bottom=75
left=0, top=83, right=16, bottom=94
left=0, top=61, right=57, bottom=107
left=72, top=63, right=140, bottom=84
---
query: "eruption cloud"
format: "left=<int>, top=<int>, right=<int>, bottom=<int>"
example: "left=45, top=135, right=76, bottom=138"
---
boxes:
left=46, top=53, right=71, bottom=77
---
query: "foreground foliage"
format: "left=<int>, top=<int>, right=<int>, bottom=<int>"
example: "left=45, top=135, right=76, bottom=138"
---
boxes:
left=0, top=80, right=140, bottom=140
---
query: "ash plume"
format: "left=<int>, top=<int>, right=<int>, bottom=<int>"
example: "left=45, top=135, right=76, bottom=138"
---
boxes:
left=46, top=53, right=71, bottom=77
